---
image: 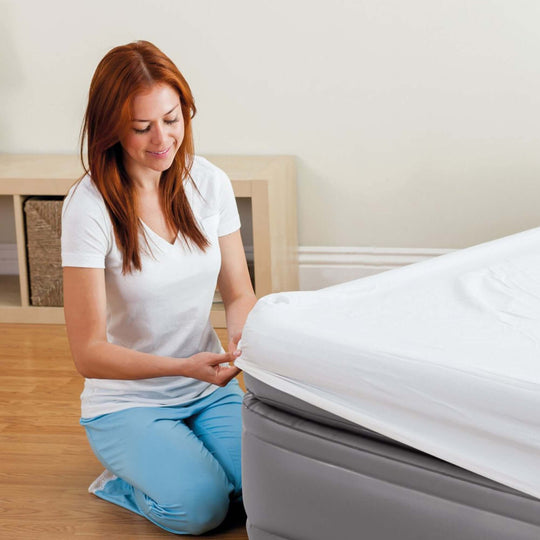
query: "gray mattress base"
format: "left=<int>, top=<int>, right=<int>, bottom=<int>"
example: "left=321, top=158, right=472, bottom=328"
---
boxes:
left=242, top=375, right=540, bottom=540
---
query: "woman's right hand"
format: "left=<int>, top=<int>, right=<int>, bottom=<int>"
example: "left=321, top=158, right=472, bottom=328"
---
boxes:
left=184, top=350, right=242, bottom=386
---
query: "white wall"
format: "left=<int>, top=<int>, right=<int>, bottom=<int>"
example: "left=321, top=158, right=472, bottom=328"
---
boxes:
left=2, top=0, right=540, bottom=250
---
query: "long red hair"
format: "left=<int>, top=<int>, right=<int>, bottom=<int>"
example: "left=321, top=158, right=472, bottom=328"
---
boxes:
left=80, top=40, right=208, bottom=273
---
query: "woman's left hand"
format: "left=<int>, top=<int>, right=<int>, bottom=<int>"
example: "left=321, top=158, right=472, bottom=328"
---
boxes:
left=228, top=333, right=241, bottom=356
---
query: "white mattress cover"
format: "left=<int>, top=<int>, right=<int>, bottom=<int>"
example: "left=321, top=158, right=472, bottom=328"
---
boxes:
left=236, top=227, right=540, bottom=499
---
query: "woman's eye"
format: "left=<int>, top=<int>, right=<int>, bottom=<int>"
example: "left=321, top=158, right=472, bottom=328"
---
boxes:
left=134, top=126, right=150, bottom=134
left=165, top=117, right=179, bottom=125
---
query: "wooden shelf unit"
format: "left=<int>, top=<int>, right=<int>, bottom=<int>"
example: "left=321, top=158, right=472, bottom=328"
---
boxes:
left=0, top=154, right=298, bottom=327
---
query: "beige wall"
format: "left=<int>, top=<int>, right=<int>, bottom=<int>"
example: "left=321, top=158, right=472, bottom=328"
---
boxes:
left=2, top=0, right=540, bottom=248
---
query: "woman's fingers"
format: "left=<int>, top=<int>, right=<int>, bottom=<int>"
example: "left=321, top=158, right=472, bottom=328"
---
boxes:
left=187, top=351, right=242, bottom=386
left=215, top=363, right=241, bottom=386
left=228, top=332, right=242, bottom=354
left=212, top=351, right=241, bottom=386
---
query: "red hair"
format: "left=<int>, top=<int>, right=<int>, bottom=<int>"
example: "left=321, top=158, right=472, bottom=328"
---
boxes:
left=80, top=40, right=208, bottom=273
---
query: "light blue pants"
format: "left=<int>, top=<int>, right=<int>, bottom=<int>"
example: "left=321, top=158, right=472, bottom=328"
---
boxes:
left=80, top=379, right=244, bottom=535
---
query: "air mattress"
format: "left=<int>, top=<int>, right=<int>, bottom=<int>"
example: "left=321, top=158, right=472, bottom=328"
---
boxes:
left=242, top=374, right=540, bottom=540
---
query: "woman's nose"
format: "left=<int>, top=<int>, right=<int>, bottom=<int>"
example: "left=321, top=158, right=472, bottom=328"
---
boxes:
left=151, top=123, right=166, bottom=145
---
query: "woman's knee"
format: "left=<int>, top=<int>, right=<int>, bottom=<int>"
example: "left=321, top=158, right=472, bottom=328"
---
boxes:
left=181, top=487, right=230, bottom=535
left=137, top=477, right=231, bottom=535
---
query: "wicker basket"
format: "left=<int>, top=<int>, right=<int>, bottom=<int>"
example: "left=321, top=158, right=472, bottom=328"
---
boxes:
left=24, top=197, right=64, bottom=306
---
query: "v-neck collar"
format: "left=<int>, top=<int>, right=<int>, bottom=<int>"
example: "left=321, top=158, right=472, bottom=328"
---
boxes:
left=140, top=219, right=178, bottom=247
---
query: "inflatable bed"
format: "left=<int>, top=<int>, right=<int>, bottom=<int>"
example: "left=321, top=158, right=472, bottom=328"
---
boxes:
left=235, top=227, right=540, bottom=540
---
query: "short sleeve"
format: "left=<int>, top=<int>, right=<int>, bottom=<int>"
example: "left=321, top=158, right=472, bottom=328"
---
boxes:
left=217, top=168, right=241, bottom=237
left=61, top=177, right=112, bottom=268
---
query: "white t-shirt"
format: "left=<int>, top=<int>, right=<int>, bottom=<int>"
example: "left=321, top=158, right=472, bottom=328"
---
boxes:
left=61, top=156, right=241, bottom=418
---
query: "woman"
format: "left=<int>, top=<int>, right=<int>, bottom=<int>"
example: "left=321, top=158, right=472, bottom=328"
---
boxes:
left=62, top=40, right=257, bottom=535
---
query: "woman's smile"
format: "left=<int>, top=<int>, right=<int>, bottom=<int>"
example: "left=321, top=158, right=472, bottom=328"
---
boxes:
left=147, top=146, right=172, bottom=158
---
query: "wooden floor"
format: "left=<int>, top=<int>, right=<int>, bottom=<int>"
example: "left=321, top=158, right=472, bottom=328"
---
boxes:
left=0, top=324, right=248, bottom=539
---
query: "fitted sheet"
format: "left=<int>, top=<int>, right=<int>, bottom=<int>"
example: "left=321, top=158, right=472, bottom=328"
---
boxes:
left=236, top=227, right=540, bottom=499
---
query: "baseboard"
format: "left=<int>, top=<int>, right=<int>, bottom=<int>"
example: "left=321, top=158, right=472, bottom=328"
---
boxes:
left=0, top=243, right=18, bottom=275
left=298, top=246, right=452, bottom=290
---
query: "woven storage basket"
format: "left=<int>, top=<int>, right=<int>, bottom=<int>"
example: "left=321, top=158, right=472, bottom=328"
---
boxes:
left=24, top=197, right=64, bottom=306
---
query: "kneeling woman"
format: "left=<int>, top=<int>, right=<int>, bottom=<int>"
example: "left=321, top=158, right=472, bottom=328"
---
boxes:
left=62, top=40, right=257, bottom=535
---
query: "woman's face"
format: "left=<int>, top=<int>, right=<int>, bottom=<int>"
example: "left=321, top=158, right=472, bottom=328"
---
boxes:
left=120, top=83, right=185, bottom=181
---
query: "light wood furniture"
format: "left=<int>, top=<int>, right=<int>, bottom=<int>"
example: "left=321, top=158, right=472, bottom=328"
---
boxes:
left=0, top=154, right=298, bottom=326
left=0, top=323, right=248, bottom=539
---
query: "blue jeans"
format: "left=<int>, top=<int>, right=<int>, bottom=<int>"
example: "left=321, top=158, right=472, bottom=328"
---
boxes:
left=80, top=379, right=244, bottom=535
